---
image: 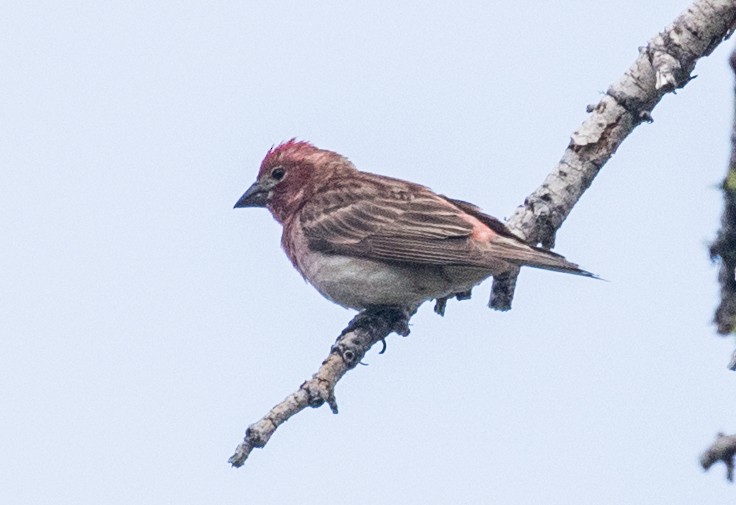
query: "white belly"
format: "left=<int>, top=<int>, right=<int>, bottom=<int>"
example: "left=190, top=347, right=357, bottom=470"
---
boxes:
left=297, top=249, right=489, bottom=310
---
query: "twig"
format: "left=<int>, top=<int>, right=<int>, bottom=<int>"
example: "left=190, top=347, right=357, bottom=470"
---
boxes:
left=228, top=307, right=410, bottom=467
left=701, top=432, right=736, bottom=481
left=711, top=46, right=736, bottom=335
left=491, top=0, right=736, bottom=310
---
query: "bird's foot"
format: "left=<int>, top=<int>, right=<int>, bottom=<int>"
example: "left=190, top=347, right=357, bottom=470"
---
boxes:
left=434, top=297, right=448, bottom=316
left=455, top=290, right=472, bottom=301
left=340, top=305, right=413, bottom=354
left=433, top=289, right=473, bottom=316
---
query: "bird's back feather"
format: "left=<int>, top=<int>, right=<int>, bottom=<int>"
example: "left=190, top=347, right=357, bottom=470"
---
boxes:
left=296, top=172, right=593, bottom=277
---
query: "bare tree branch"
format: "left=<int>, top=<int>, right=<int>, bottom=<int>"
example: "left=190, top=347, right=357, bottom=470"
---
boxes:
left=711, top=45, right=736, bottom=336
left=229, top=0, right=736, bottom=467
left=701, top=432, right=736, bottom=481
left=229, top=307, right=410, bottom=467
left=491, top=0, right=736, bottom=310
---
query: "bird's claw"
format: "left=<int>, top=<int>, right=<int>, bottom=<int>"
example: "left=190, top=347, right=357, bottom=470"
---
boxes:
left=455, top=290, right=472, bottom=301
left=340, top=306, right=412, bottom=355
left=433, top=290, right=473, bottom=316
left=378, top=338, right=387, bottom=354
left=434, top=297, right=448, bottom=316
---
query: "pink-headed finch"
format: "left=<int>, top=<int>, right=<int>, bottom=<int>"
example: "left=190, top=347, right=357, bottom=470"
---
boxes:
left=235, top=140, right=594, bottom=314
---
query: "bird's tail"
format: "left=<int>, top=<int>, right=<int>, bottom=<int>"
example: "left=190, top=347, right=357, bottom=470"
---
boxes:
left=523, top=246, right=598, bottom=278
left=489, top=236, right=598, bottom=278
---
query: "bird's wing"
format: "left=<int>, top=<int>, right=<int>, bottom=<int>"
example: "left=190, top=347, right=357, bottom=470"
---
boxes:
left=298, top=176, right=506, bottom=267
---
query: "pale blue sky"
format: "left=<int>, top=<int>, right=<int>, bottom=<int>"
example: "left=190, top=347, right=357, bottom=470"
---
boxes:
left=2, top=1, right=735, bottom=503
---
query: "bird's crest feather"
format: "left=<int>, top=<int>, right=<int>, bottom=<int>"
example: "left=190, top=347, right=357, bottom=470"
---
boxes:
left=260, top=139, right=319, bottom=176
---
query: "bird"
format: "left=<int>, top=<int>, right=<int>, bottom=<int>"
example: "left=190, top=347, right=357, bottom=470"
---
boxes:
left=235, top=139, right=594, bottom=316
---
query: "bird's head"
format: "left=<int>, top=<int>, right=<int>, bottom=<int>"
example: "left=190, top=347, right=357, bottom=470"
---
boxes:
left=234, top=139, right=355, bottom=223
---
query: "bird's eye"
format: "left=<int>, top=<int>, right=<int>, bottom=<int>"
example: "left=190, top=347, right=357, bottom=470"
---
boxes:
left=271, top=167, right=286, bottom=181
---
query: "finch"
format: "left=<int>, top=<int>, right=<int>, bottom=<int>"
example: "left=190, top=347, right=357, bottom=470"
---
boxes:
left=235, top=140, right=593, bottom=314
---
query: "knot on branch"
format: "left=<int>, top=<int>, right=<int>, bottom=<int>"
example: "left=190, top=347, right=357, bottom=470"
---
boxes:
left=244, top=422, right=272, bottom=448
left=228, top=417, right=277, bottom=468
left=522, top=193, right=558, bottom=249
left=604, top=87, right=652, bottom=120
left=647, top=33, right=692, bottom=91
left=301, top=378, right=338, bottom=412
left=331, top=337, right=364, bottom=369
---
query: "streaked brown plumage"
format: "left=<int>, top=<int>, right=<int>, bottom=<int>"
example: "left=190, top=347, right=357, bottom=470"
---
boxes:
left=235, top=140, right=593, bottom=312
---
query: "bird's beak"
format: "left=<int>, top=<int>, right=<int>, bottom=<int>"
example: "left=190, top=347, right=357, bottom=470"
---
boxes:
left=234, top=181, right=269, bottom=208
